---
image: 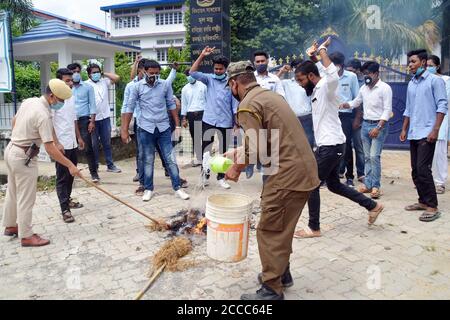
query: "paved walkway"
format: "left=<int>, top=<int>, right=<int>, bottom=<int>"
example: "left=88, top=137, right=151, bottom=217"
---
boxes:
left=0, top=151, right=449, bottom=300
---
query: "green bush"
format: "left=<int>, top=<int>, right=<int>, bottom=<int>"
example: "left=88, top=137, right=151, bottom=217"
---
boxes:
left=5, top=62, right=40, bottom=102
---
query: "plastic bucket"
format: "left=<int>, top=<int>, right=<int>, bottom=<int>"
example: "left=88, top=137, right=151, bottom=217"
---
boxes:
left=206, top=194, right=253, bottom=263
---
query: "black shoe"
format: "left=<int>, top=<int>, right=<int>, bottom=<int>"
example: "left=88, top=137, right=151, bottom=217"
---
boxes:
left=257, top=267, right=294, bottom=288
left=164, top=170, right=170, bottom=178
left=91, top=173, right=100, bottom=183
left=346, top=179, right=355, bottom=188
left=241, top=285, right=284, bottom=300
left=133, top=173, right=139, bottom=182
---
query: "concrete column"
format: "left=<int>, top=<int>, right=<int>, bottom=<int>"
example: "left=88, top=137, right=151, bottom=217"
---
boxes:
left=40, top=60, right=52, bottom=94
left=103, top=56, right=116, bottom=131
left=58, top=46, right=73, bottom=69
left=0, top=93, right=4, bottom=104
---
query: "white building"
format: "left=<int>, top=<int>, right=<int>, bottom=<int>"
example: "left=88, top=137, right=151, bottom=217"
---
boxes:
left=100, top=0, right=186, bottom=63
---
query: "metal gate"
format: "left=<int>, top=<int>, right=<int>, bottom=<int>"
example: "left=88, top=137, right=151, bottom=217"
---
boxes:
left=385, top=82, right=409, bottom=149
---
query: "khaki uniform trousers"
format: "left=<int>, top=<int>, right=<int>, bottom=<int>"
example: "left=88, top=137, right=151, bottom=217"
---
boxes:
left=257, top=188, right=311, bottom=295
left=2, top=143, right=39, bottom=239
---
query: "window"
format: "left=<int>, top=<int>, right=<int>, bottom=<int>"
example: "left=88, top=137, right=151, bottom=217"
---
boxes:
left=113, top=9, right=140, bottom=29
left=156, top=39, right=184, bottom=46
left=155, top=5, right=183, bottom=26
left=126, top=52, right=138, bottom=63
left=157, top=49, right=169, bottom=62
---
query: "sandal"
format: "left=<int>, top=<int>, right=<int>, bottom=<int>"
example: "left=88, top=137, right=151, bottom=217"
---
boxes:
left=294, top=227, right=321, bottom=239
left=436, top=185, right=446, bottom=195
left=69, top=199, right=84, bottom=210
left=405, top=203, right=427, bottom=211
left=368, top=204, right=384, bottom=225
left=419, top=211, right=441, bottom=223
left=358, top=185, right=371, bottom=194
left=370, top=188, right=382, bottom=199
left=62, top=211, right=75, bottom=223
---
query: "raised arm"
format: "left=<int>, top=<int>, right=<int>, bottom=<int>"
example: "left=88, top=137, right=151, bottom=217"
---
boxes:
left=190, top=46, right=215, bottom=73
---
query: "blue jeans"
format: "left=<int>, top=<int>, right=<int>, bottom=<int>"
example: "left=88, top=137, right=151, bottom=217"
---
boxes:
left=138, top=127, right=181, bottom=191
left=339, top=113, right=365, bottom=179
left=298, top=114, right=315, bottom=149
left=92, top=118, right=115, bottom=169
left=361, top=121, right=389, bottom=189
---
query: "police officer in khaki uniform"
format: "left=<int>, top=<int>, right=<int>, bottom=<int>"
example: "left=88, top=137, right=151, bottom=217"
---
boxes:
left=2, top=79, right=81, bottom=247
left=225, top=61, right=320, bottom=300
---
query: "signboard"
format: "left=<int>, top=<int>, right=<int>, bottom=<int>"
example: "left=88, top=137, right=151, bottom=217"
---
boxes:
left=190, top=0, right=231, bottom=73
left=0, top=11, right=12, bottom=93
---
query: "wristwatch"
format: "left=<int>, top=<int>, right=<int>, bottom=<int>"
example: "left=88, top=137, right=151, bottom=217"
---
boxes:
left=376, top=124, right=383, bottom=130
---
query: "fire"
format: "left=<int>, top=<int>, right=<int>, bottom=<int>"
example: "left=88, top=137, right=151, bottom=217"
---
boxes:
left=193, top=218, right=207, bottom=235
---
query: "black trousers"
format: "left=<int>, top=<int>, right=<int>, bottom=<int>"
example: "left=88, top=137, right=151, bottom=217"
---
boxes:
left=308, top=144, right=377, bottom=231
left=56, top=148, right=78, bottom=213
left=187, top=111, right=204, bottom=162
left=202, top=121, right=232, bottom=180
left=410, top=139, right=438, bottom=209
left=78, top=117, right=97, bottom=175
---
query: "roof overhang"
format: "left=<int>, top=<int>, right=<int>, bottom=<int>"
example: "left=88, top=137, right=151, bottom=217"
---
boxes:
left=100, top=0, right=184, bottom=12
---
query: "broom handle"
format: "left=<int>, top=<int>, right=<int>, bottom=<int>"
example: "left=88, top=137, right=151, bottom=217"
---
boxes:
left=134, top=264, right=166, bottom=300
left=79, top=175, right=162, bottom=225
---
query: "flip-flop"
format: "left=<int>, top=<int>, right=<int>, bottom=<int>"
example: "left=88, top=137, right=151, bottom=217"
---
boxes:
left=405, top=203, right=427, bottom=211
left=294, top=227, right=321, bottom=239
left=419, top=211, right=441, bottom=223
left=368, top=204, right=384, bottom=225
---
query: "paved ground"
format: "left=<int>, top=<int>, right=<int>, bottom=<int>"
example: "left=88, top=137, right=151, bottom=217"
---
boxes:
left=0, top=150, right=449, bottom=300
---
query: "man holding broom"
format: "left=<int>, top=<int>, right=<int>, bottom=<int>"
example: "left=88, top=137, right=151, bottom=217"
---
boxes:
left=224, top=61, right=320, bottom=300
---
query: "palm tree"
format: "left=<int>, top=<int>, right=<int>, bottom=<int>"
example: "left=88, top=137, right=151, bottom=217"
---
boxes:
left=317, top=0, right=441, bottom=59
left=0, top=0, right=34, bottom=35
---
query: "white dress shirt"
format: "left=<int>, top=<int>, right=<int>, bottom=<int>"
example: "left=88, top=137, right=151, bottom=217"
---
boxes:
left=86, top=78, right=112, bottom=121
left=349, top=80, right=393, bottom=121
left=254, top=71, right=286, bottom=98
left=281, top=78, right=312, bottom=117
left=311, top=63, right=346, bottom=147
left=52, top=96, right=78, bottom=150
left=181, top=81, right=207, bottom=116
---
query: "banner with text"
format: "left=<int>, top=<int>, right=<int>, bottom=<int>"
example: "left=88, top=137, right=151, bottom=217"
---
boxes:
left=0, top=11, right=12, bottom=93
left=190, top=0, right=231, bottom=73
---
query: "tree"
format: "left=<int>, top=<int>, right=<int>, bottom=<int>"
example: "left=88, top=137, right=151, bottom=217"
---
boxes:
left=230, top=0, right=321, bottom=60
left=317, top=0, right=442, bottom=59
left=0, top=0, right=34, bottom=36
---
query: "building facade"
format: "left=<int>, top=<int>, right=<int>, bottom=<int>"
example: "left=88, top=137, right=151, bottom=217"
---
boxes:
left=101, top=0, right=186, bottom=63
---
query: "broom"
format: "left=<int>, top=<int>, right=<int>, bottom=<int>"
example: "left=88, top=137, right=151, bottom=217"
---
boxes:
left=134, top=237, right=192, bottom=300
left=78, top=175, right=169, bottom=229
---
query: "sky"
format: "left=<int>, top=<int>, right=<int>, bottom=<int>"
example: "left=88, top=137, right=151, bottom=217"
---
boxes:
left=32, top=0, right=126, bottom=29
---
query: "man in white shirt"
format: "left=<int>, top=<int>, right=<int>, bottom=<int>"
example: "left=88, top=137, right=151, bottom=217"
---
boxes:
left=181, top=69, right=207, bottom=165
left=293, top=38, right=384, bottom=239
left=277, top=59, right=315, bottom=148
left=341, top=61, right=393, bottom=199
left=53, top=69, right=85, bottom=223
left=254, top=51, right=286, bottom=98
left=86, top=63, right=121, bottom=177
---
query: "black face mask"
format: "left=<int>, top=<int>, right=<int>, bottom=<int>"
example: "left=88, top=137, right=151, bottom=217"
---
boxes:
left=304, top=81, right=315, bottom=96
left=364, top=75, right=373, bottom=86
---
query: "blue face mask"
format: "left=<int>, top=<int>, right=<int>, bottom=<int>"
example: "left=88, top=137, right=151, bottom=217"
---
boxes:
left=415, top=67, right=425, bottom=77
left=91, top=72, right=101, bottom=82
left=50, top=101, right=65, bottom=111
left=72, top=72, right=81, bottom=83
left=213, top=73, right=226, bottom=81
left=427, top=66, right=437, bottom=75
left=187, top=76, right=196, bottom=84
left=256, top=64, right=268, bottom=74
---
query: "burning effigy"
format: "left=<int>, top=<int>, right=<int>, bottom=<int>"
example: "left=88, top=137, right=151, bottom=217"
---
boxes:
left=146, top=209, right=207, bottom=236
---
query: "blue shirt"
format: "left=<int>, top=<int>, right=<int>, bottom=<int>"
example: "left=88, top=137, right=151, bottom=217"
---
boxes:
left=337, top=70, right=360, bottom=114
left=190, top=71, right=238, bottom=128
left=404, top=70, right=448, bottom=140
left=72, top=82, right=96, bottom=118
left=122, top=77, right=140, bottom=118
left=125, top=79, right=176, bottom=134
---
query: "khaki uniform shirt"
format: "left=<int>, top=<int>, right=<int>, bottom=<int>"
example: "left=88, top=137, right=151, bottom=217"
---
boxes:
left=237, top=82, right=320, bottom=192
left=11, top=96, right=54, bottom=147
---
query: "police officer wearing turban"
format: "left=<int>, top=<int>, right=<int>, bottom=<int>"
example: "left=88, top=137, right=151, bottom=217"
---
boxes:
left=2, top=79, right=82, bottom=247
